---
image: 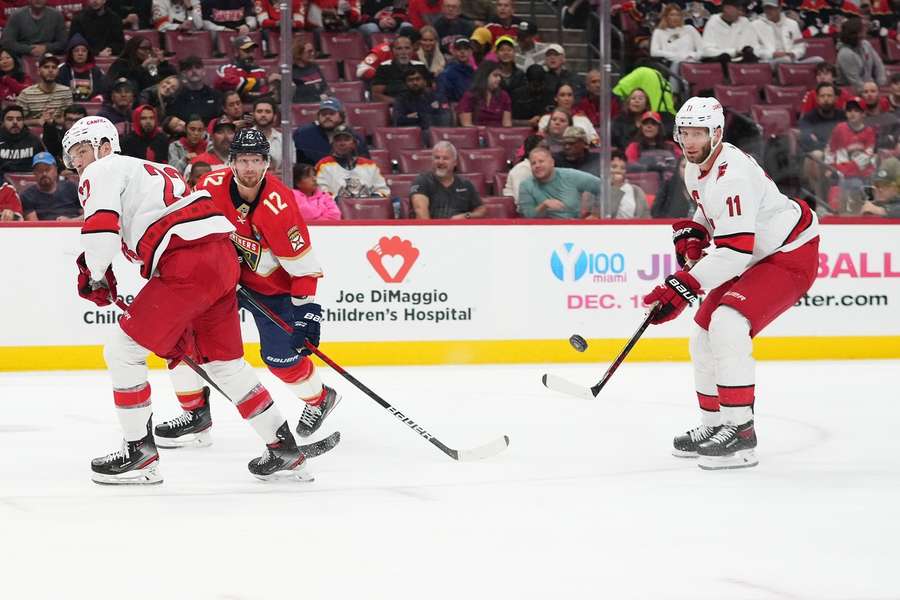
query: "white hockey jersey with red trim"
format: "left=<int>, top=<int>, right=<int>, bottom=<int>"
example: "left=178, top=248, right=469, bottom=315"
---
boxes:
left=684, top=142, right=819, bottom=291
left=78, top=153, right=233, bottom=281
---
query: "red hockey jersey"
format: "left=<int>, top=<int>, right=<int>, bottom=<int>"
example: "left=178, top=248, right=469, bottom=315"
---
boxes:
left=197, top=168, right=322, bottom=299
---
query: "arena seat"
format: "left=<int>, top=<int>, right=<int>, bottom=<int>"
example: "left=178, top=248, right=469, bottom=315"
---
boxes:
left=397, top=149, right=433, bottom=173
left=680, top=62, right=725, bottom=96
left=345, top=102, right=390, bottom=134
left=763, top=85, right=806, bottom=117
left=728, top=63, right=773, bottom=88
left=291, top=103, right=321, bottom=123
left=373, top=127, right=424, bottom=152
left=428, top=127, right=481, bottom=149
left=320, top=32, right=368, bottom=61
left=315, top=59, right=341, bottom=82
left=330, top=80, right=365, bottom=102
left=3, top=173, right=34, bottom=194
left=368, top=148, right=393, bottom=174
left=457, top=147, right=508, bottom=175
left=163, top=30, right=213, bottom=60
left=804, top=37, right=836, bottom=62
left=751, top=105, right=794, bottom=137
left=713, top=84, right=757, bottom=114
left=385, top=174, right=417, bottom=199
left=776, top=62, right=817, bottom=88
left=626, top=171, right=660, bottom=197
left=480, top=196, right=519, bottom=218
left=458, top=172, right=487, bottom=195
left=339, top=197, right=394, bottom=220
left=484, top=128, right=532, bottom=163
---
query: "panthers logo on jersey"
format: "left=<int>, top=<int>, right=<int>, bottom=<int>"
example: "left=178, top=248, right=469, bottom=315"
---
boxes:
left=230, top=232, right=261, bottom=271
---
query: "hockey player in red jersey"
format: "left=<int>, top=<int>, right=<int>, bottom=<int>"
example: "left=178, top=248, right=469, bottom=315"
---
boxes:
left=642, top=97, right=820, bottom=470
left=154, top=127, right=340, bottom=449
left=66, top=116, right=313, bottom=484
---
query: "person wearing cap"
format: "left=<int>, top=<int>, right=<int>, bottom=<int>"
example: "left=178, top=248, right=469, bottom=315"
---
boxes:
left=700, top=0, right=765, bottom=72
left=752, top=0, right=811, bottom=64
left=120, top=104, right=170, bottom=163
left=393, top=66, right=452, bottom=129
left=434, top=0, right=475, bottom=54
left=372, top=35, right=428, bottom=105
left=486, top=0, right=536, bottom=44
left=0, top=104, right=45, bottom=174
left=861, top=158, right=900, bottom=217
left=494, top=35, right=524, bottom=92
left=16, top=53, right=72, bottom=127
left=292, top=97, right=369, bottom=166
left=68, top=0, right=126, bottom=58
left=20, top=150, right=82, bottom=221
left=468, top=26, right=493, bottom=63
left=513, top=19, right=548, bottom=70
left=315, top=125, right=390, bottom=200
left=553, top=125, right=600, bottom=174
left=190, top=118, right=236, bottom=172
left=215, top=34, right=277, bottom=101
left=0, top=0, right=67, bottom=60
left=510, top=64, right=554, bottom=127
left=97, top=77, right=137, bottom=125
left=624, top=111, right=680, bottom=167
left=57, top=34, right=109, bottom=103
left=410, top=141, right=486, bottom=219
left=517, top=145, right=602, bottom=219
left=825, top=95, right=877, bottom=209
left=436, top=38, right=476, bottom=103
left=168, top=56, right=224, bottom=124
left=542, top=44, right=582, bottom=98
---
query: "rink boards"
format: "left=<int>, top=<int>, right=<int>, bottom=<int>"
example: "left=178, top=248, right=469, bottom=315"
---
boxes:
left=0, top=220, right=898, bottom=370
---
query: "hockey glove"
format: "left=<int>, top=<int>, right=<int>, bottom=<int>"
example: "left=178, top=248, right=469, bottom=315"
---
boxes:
left=76, top=252, right=118, bottom=307
left=672, top=220, right=710, bottom=268
left=643, top=271, right=702, bottom=325
left=292, top=302, right=323, bottom=356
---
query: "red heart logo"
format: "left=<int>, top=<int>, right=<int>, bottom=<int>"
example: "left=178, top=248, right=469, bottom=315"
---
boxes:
left=366, top=236, right=419, bottom=283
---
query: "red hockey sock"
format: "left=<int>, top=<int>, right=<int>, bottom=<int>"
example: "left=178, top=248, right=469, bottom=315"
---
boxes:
left=176, top=390, right=206, bottom=412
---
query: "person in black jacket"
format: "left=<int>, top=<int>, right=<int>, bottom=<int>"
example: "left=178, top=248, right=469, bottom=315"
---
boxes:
left=120, top=103, right=169, bottom=163
left=392, top=66, right=451, bottom=130
left=651, top=156, right=693, bottom=218
left=68, top=0, right=126, bottom=57
left=0, top=104, right=45, bottom=174
left=57, top=34, right=108, bottom=102
left=168, top=56, right=224, bottom=124
left=107, top=37, right=176, bottom=95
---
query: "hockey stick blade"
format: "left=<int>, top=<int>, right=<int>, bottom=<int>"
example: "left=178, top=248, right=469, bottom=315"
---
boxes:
left=541, top=373, right=597, bottom=400
left=299, top=431, right=341, bottom=459
left=451, top=435, right=510, bottom=461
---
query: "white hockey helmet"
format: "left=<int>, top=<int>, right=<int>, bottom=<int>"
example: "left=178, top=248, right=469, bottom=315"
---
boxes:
left=673, top=96, right=725, bottom=159
left=62, top=115, right=121, bottom=169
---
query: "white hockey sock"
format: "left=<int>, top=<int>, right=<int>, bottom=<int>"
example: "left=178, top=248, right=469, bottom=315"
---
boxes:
left=720, top=406, right=753, bottom=426
left=708, top=307, right=755, bottom=426
left=116, top=405, right=152, bottom=442
left=690, top=323, right=720, bottom=426
left=248, top=404, right=287, bottom=445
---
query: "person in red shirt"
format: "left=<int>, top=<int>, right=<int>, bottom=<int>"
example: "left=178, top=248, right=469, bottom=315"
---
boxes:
left=408, top=0, right=442, bottom=28
left=800, top=62, right=854, bottom=114
left=826, top=96, right=877, bottom=211
left=0, top=181, right=24, bottom=221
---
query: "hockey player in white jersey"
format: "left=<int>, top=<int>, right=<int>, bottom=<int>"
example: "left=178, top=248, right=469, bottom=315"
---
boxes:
left=642, top=97, right=819, bottom=470
left=66, top=116, right=313, bottom=484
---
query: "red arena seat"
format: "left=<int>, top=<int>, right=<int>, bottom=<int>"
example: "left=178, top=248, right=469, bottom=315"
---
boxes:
left=728, top=63, right=773, bottom=87
left=751, top=105, right=793, bottom=137
left=368, top=148, right=393, bottom=174
left=4, top=173, right=35, bottom=194
left=484, top=127, right=532, bottom=163
left=763, top=85, right=806, bottom=116
left=804, top=37, right=836, bottom=62
left=481, top=196, right=519, bottom=218
left=713, top=84, right=758, bottom=114
left=680, top=62, right=726, bottom=96
left=315, top=59, right=340, bottom=82
left=457, top=147, right=508, bottom=175
left=339, top=197, right=394, bottom=220
left=163, top=30, right=213, bottom=59
left=385, top=174, right=417, bottom=198
left=345, top=102, right=390, bottom=135
left=775, top=62, right=817, bottom=88
left=373, top=127, right=424, bottom=152
left=458, top=172, right=487, bottom=195
left=429, top=126, right=481, bottom=149
left=330, top=80, right=365, bottom=102
left=320, top=32, right=368, bottom=61
left=397, top=149, right=433, bottom=173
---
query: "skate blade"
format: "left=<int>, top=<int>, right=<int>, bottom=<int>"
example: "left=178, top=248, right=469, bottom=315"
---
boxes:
left=697, top=449, right=758, bottom=471
left=91, top=464, right=163, bottom=485
left=252, top=464, right=315, bottom=483
left=155, top=430, right=212, bottom=449
left=672, top=449, right=698, bottom=458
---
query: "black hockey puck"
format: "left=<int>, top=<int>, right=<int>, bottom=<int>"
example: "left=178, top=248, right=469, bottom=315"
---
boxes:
left=569, top=334, right=588, bottom=353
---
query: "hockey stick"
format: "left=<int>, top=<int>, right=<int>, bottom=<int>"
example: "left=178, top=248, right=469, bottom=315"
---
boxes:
left=236, top=287, right=510, bottom=461
left=110, top=297, right=340, bottom=459
left=542, top=308, right=658, bottom=400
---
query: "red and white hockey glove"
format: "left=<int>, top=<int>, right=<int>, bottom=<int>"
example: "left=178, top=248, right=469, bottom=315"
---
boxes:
left=76, top=252, right=118, bottom=307
left=671, top=219, right=710, bottom=268
left=643, top=271, right=701, bottom=325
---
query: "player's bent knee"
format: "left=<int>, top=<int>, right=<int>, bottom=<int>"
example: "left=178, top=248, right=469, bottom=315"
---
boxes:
left=689, top=323, right=713, bottom=362
left=204, top=358, right=263, bottom=402
left=104, top=328, right=151, bottom=388
left=708, top=306, right=752, bottom=355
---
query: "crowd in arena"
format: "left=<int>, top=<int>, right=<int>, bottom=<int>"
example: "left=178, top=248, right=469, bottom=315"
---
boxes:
left=0, top=0, right=898, bottom=221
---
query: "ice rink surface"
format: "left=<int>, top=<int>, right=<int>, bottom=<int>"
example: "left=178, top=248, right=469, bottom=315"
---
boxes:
left=1, top=360, right=898, bottom=600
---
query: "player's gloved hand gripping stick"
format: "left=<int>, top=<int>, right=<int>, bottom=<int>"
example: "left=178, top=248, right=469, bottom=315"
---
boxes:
left=237, top=286, right=510, bottom=462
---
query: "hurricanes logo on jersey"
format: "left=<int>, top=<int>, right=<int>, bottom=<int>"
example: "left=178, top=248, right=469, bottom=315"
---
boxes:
left=230, top=232, right=261, bottom=271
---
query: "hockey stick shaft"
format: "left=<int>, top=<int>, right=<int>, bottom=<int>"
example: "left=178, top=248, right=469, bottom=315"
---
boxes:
left=236, top=287, right=477, bottom=460
left=589, top=308, right=656, bottom=396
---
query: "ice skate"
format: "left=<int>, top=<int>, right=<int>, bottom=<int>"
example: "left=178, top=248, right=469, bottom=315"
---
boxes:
left=91, top=422, right=162, bottom=485
left=672, top=424, right=720, bottom=458
left=249, top=422, right=314, bottom=482
left=154, top=388, right=212, bottom=448
left=295, top=385, right=341, bottom=438
left=697, top=420, right=758, bottom=470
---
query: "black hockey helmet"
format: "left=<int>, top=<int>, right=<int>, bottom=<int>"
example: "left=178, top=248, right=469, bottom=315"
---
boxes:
left=229, top=127, right=270, bottom=161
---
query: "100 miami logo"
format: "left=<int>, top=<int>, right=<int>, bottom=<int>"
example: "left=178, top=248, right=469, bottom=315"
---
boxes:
left=550, top=243, right=627, bottom=283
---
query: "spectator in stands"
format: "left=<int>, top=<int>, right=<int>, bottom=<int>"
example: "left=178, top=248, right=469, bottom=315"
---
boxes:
left=251, top=97, right=281, bottom=169
left=358, top=1, right=413, bottom=45
left=168, top=56, right=223, bottom=124
left=69, top=0, right=126, bottom=57
left=393, top=66, right=452, bottom=129
left=836, top=16, right=886, bottom=94
left=800, top=63, right=854, bottom=114
left=291, top=40, right=329, bottom=103
left=97, top=77, right=137, bottom=124
left=139, top=73, right=180, bottom=118
left=517, top=145, right=601, bottom=219
left=220, top=89, right=249, bottom=127
left=800, top=82, right=846, bottom=203
left=434, top=0, right=474, bottom=53
left=108, top=36, right=176, bottom=94
left=0, top=0, right=67, bottom=60
left=595, top=150, right=650, bottom=219
left=0, top=49, right=31, bottom=103
left=700, top=0, right=763, bottom=74
left=553, top=126, right=599, bottom=174
left=503, top=134, right=543, bottom=199
left=121, top=104, right=169, bottom=162
left=292, top=162, right=340, bottom=221
left=468, top=26, right=492, bottom=65
left=315, top=124, right=390, bottom=200
left=187, top=160, right=211, bottom=189
left=200, top=0, right=257, bottom=38
left=753, top=0, right=810, bottom=64
left=457, top=60, right=511, bottom=127
left=650, top=3, right=702, bottom=76
left=486, top=0, right=534, bottom=44
left=16, top=53, right=72, bottom=127
left=611, top=87, right=652, bottom=150
left=542, top=44, right=581, bottom=98
left=651, top=156, right=692, bottom=218
left=293, top=97, right=369, bottom=166
left=494, top=36, right=523, bottom=93
left=624, top=111, right=680, bottom=166
left=151, top=0, right=201, bottom=31
left=253, top=0, right=303, bottom=35
left=436, top=38, right=475, bottom=103
left=191, top=117, right=235, bottom=171
left=57, top=35, right=107, bottom=103
left=42, top=103, right=85, bottom=161
left=513, top=20, right=546, bottom=70
left=888, top=73, right=900, bottom=115
left=0, top=104, right=45, bottom=174
left=539, top=107, right=573, bottom=154
left=861, top=157, right=900, bottom=217
left=168, top=113, right=210, bottom=173
left=0, top=181, right=24, bottom=221
left=372, top=35, right=425, bottom=105
left=407, top=0, right=442, bottom=29
left=409, top=140, right=485, bottom=219
left=826, top=96, right=877, bottom=208
left=216, top=34, right=276, bottom=101
left=416, top=25, right=446, bottom=77
left=20, top=150, right=82, bottom=220
left=537, top=83, right=599, bottom=145
left=511, top=64, right=553, bottom=127
left=574, top=69, right=600, bottom=127
left=861, top=80, right=891, bottom=116
left=460, top=0, right=491, bottom=23
left=161, top=114, right=186, bottom=138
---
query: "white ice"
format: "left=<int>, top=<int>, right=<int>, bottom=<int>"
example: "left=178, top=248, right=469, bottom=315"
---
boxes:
left=1, top=360, right=898, bottom=600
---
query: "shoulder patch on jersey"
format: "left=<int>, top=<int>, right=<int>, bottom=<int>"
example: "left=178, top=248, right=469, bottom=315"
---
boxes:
left=716, top=162, right=728, bottom=181
left=287, top=225, right=304, bottom=253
